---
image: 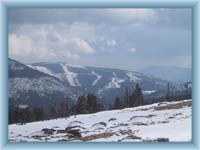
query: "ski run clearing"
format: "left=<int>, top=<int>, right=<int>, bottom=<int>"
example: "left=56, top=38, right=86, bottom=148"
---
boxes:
left=9, top=99, right=192, bottom=142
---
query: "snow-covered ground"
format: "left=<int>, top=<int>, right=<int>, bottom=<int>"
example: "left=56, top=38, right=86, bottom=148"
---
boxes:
left=9, top=99, right=192, bottom=142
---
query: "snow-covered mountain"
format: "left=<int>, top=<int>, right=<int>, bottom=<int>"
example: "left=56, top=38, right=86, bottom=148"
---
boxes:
left=9, top=58, right=169, bottom=108
left=9, top=99, right=192, bottom=142
left=29, top=62, right=168, bottom=104
left=139, top=66, right=191, bottom=84
left=9, top=58, right=80, bottom=108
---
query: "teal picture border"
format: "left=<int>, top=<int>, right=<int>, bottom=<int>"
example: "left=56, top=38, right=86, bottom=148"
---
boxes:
left=0, top=0, right=199, bottom=149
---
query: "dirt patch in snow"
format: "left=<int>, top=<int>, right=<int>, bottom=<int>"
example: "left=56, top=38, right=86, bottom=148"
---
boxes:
left=157, top=121, right=169, bottom=124
left=32, top=135, right=47, bottom=140
left=119, top=134, right=141, bottom=141
left=81, top=132, right=114, bottom=141
left=108, top=118, right=117, bottom=122
left=92, top=122, right=107, bottom=127
left=130, top=114, right=156, bottom=120
left=155, top=101, right=191, bottom=111
left=42, top=128, right=56, bottom=135
left=132, top=122, right=148, bottom=126
left=66, top=125, right=85, bottom=131
left=144, top=137, right=169, bottom=142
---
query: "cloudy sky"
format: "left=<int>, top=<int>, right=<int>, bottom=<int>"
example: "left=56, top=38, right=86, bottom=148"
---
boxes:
left=8, top=8, right=192, bottom=71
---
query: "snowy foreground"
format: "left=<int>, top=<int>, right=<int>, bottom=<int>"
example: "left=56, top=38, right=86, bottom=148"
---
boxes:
left=9, top=99, right=192, bottom=142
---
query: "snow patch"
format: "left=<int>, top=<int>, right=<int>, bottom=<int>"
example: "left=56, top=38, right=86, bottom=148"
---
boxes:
left=18, top=104, right=29, bottom=109
left=97, top=72, right=125, bottom=94
left=105, top=78, right=125, bottom=89
left=142, top=90, right=156, bottom=95
left=106, top=72, right=124, bottom=88
left=127, top=72, right=141, bottom=82
left=60, top=63, right=81, bottom=87
left=91, top=71, right=102, bottom=86
left=29, top=66, right=55, bottom=77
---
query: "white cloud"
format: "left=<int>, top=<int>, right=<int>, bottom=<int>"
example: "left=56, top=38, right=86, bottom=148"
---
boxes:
left=8, top=9, right=159, bottom=62
left=107, top=40, right=116, bottom=46
left=9, top=34, right=56, bottom=59
left=59, top=50, right=80, bottom=60
left=67, top=38, right=95, bottom=54
left=9, top=24, right=95, bottom=62
left=129, top=47, right=136, bottom=53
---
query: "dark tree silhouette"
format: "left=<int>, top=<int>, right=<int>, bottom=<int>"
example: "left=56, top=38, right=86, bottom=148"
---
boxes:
left=114, top=97, right=122, bottom=109
left=134, top=83, right=144, bottom=106
left=124, top=87, right=130, bottom=107
left=75, top=95, right=88, bottom=114
left=166, top=83, right=170, bottom=101
left=87, top=93, right=102, bottom=113
left=33, top=107, right=44, bottom=121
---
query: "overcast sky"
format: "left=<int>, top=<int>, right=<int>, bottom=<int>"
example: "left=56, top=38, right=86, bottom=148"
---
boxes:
left=8, top=8, right=192, bottom=71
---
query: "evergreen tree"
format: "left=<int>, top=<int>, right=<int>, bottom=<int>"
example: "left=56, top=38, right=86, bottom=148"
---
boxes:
left=86, top=93, right=102, bottom=113
left=166, top=83, right=170, bottom=101
left=129, top=92, right=136, bottom=107
left=49, top=106, right=56, bottom=119
left=87, top=93, right=96, bottom=113
left=124, top=87, right=130, bottom=107
left=75, top=95, right=88, bottom=114
left=14, top=105, right=20, bottom=123
left=108, top=104, right=113, bottom=110
left=19, top=107, right=32, bottom=124
left=64, top=102, right=69, bottom=117
left=33, top=107, right=44, bottom=121
left=59, top=102, right=69, bottom=118
left=9, top=107, right=15, bottom=124
left=189, top=86, right=192, bottom=98
left=134, top=83, right=144, bottom=106
left=114, top=97, right=121, bottom=109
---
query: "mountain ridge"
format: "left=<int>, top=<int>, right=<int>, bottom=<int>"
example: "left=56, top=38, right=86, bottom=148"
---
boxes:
left=28, top=60, right=168, bottom=105
left=139, top=65, right=191, bottom=83
left=9, top=58, right=172, bottom=108
left=9, top=58, right=81, bottom=109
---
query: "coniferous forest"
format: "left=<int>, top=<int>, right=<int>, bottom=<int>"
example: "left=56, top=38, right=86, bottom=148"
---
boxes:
left=9, top=83, right=191, bottom=125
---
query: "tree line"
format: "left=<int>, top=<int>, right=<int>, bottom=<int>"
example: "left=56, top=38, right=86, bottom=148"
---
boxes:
left=9, top=82, right=191, bottom=124
left=9, top=83, right=144, bottom=124
left=162, top=82, right=192, bottom=102
left=111, top=83, right=144, bottom=110
left=9, top=93, right=104, bottom=124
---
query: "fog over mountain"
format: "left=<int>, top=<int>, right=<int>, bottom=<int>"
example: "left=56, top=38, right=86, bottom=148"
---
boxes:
left=139, top=66, right=191, bottom=84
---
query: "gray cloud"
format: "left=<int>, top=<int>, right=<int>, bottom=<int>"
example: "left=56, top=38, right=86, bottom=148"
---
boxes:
left=8, top=8, right=192, bottom=70
left=8, top=8, right=158, bottom=25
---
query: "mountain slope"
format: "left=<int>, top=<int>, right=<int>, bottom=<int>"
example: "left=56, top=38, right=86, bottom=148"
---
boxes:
left=29, top=62, right=168, bottom=104
left=9, top=58, right=79, bottom=108
left=9, top=99, right=192, bottom=142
